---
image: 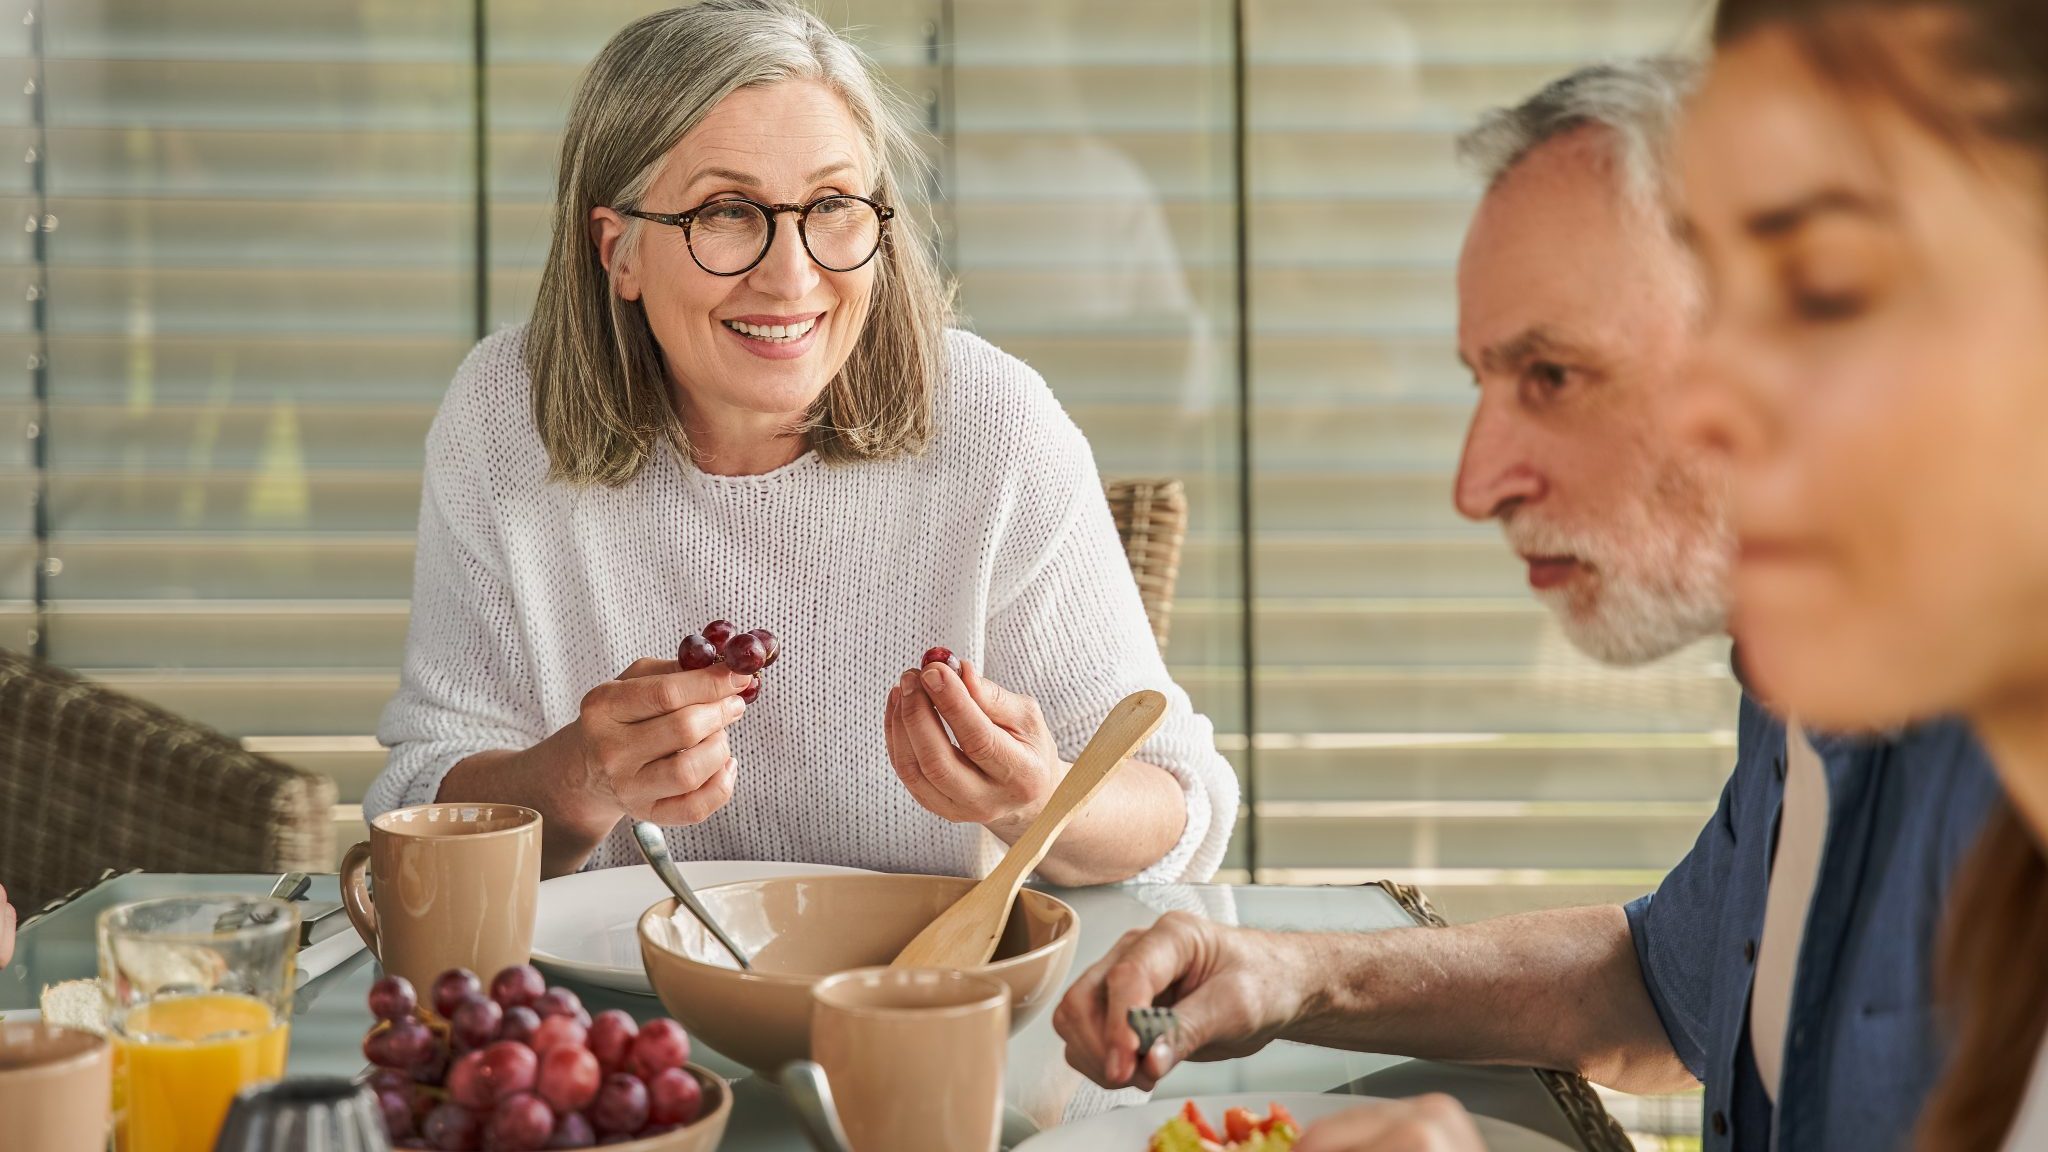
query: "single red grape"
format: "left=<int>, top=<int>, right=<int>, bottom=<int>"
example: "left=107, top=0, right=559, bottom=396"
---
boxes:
left=722, top=633, right=767, bottom=675
left=676, top=634, right=718, bottom=671
left=529, top=1015, right=588, bottom=1057
left=537, top=1044, right=601, bottom=1113
left=738, top=675, right=762, bottom=704
left=368, top=1067, right=413, bottom=1096
left=476, top=1040, right=539, bottom=1105
left=369, top=974, right=418, bottom=1023
left=586, top=1011, right=637, bottom=1075
left=544, top=1111, right=596, bottom=1150
left=701, top=620, right=737, bottom=649
left=749, top=628, right=780, bottom=668
left=451, top=995, right=503, bottom=1052
left=431, top=970, right=482, bottom=1020
left=921, top=646, right=962, bottom=674
left=533, top=988, right=586, bottom=1025
left=375, top=1086, right=416, bottom=1139
left=447, top=1050, right=490, bottom=1111
left=366, top=1018, right=436, bottom=1070
left=627, top=1019, right=690, bottom=1080
left=488, top=1092, right=555, bottom=1152
left=489, top=965, right=546, bottom=1011
left=591, top=1073, right=650, bottom=1135
left=646, top=1067, right=704, bottom=1127
left=423, top=1103, right=481, bottom=1152
left=499, top=1006, right=541, bottom=1046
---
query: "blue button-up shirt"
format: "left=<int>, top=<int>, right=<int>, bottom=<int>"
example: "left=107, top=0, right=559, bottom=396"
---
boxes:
left=1624, top=693, right=2001, bottom=1151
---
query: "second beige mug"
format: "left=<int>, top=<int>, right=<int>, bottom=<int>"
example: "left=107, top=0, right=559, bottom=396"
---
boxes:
left=341, top=803, right=541, bottom=993
left=0, top=1021, right=112, bottom=1152
left=810, top=967, right=1010, bottom=1152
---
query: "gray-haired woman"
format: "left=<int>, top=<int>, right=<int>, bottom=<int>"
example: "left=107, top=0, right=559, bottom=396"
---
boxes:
left=364, top=0, right=1237, bottom=886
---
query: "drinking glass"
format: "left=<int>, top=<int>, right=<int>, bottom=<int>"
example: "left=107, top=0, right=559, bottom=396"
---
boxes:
left=99, top=895, right=300, bottom=1152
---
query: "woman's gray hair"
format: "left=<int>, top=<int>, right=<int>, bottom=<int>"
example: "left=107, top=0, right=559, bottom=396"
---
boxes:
left=1456, top=57, right=1703, bottom=211
left=527, top=0, right=950, bottom=486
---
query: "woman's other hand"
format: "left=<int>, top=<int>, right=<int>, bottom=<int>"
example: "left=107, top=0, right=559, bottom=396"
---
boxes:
left=885, top=657, right=1062, bottom=843
left=0, top=880, right=16, bottom=968
left=1295, top=1096, right=1488, bottom=1152
left=566, top=658, right=753, bottom=831
left=436, top=658, right=754, bottom=878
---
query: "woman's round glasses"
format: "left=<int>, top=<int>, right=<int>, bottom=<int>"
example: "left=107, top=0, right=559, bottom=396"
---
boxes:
left=620, top=194, right=893, bottom=276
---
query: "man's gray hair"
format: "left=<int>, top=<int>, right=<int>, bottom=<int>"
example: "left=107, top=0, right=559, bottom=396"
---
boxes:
left=1457, top=57, right=1702, bottom=209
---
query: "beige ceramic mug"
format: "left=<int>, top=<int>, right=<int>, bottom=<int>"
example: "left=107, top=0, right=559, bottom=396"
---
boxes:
left=0, top=1021, right=112, bottom=1152
left=810, top=967, right=1010, bottom=1152
left=341, top=803, right=541, bottom=993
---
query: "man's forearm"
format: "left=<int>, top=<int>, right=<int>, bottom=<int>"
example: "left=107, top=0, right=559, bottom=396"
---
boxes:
left=1274, top=905, right=1697, bottom=1094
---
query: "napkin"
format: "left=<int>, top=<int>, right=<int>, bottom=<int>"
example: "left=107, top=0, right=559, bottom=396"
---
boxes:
left=294, top=925, right=367, bottom=988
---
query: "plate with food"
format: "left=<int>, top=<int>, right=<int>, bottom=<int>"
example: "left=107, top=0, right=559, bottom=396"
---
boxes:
left=530, top=860, right=876, bottom=993
left=1011, top=1093, right=1568, bottom=1152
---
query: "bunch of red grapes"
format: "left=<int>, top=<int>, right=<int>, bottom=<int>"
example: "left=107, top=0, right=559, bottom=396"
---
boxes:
left=678, top=620, right=779, bottom=704
left=362, top=964, right=705, bottom=1150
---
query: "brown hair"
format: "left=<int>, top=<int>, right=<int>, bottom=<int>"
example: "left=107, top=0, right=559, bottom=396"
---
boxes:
left=1711, top=4, right=2048, bottom=1149
left=1926, top=805, right=2048, bottom=1150
left=525, top=0, right=950, bottom=487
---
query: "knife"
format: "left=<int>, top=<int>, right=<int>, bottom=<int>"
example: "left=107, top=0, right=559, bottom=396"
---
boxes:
left=268, top=872, right=312, bottom=903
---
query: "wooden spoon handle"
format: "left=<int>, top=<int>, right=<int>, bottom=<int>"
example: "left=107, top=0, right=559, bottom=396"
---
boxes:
left=890, top=690, right=1172, bottom=970
left=991, top=689, right=1170, bottom=885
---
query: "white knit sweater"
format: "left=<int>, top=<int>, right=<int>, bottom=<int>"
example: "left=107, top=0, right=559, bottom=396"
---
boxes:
left=367, top=325, right=1237, bottom=883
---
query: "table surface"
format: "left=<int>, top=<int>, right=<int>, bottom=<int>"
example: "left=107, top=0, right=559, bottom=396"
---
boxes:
left=0, top=873, right=1600, bottom=1152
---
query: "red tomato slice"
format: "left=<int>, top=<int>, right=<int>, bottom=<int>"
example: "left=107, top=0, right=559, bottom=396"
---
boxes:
left=1181, top=1101, right=1222, bottom=1143
left=1223, top=1107, right=1258, bottom=1143
left=1262, top=1102, right=1300, bottom=1134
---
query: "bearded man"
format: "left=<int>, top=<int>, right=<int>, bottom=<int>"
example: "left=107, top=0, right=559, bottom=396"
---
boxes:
left=1053, top=58, right=2001, bottom=1152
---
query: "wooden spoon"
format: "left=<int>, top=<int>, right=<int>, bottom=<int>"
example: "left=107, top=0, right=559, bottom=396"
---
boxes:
left=891, top=689, right=1169, bottom=969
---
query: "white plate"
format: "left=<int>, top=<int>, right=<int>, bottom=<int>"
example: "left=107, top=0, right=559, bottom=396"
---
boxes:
left=529, top=861, right=876, bottom=994
left=1012, top=1092, right=1566, bottom=1152
left=0, top=1008, right=40, bottom=1024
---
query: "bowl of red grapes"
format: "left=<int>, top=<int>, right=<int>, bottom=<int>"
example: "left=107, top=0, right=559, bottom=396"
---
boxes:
left=361, top=963, right=730, bottom=1151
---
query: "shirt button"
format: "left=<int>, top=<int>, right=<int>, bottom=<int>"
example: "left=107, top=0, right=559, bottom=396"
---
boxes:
left=1744, top=939, right=1756, bottom=964
left=1713, top=1111, right=1729, bottom=1136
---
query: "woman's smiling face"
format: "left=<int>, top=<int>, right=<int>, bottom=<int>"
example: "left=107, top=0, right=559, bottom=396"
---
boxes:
left=1674, top=25, right=2048, bottom=731
left=596, top=79, right=879, bottom=432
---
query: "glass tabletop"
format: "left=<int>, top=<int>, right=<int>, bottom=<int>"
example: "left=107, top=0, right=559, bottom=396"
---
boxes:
left=0, top=873, right=1607, bottom=1151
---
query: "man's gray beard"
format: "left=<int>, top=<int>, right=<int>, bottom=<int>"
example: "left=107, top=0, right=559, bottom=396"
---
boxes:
left=1506, top=509, right=1732, bottom=667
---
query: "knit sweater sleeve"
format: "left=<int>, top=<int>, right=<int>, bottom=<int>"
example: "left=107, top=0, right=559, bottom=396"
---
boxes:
left=968, top=338, right=1240, bottom=883
left=367, top=334, right=549, bottom=820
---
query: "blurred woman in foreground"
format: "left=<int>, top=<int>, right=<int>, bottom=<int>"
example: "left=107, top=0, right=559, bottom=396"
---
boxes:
left=1680, top=1, right=2048, bottom=1148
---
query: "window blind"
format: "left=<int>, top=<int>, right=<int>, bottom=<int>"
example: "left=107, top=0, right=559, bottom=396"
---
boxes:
left=10, top=0, right=1733, bottom=926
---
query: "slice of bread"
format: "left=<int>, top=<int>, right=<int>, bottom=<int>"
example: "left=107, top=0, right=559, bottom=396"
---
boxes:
left=39, top=979, right=106, bottom=1035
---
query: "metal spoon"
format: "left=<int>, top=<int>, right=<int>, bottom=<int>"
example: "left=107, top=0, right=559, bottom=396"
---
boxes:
left=630, top=820, right=753, bottom=971
left=781, top=1060, right=855, bottom=1152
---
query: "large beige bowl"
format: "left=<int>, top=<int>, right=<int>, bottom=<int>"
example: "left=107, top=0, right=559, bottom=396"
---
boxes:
left=638, top=874, right=1078, bottom=1074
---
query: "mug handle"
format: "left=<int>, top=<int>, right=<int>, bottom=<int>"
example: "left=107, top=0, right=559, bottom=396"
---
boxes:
left=339, top=841, right=379, bottom=961
left=781, top=1060, right=855, bottom=1152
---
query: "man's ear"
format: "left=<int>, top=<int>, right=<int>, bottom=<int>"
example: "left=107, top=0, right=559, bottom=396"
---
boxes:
left=589, top=207, right=641, bottom=301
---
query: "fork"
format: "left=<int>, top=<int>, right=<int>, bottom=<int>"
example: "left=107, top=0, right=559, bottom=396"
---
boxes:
left=1128, top=1004, right=1179, bottom=1061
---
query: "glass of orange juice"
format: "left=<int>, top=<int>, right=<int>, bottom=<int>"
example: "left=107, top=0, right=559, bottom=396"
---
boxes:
left=98, top=895, right=300, bottom=1152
